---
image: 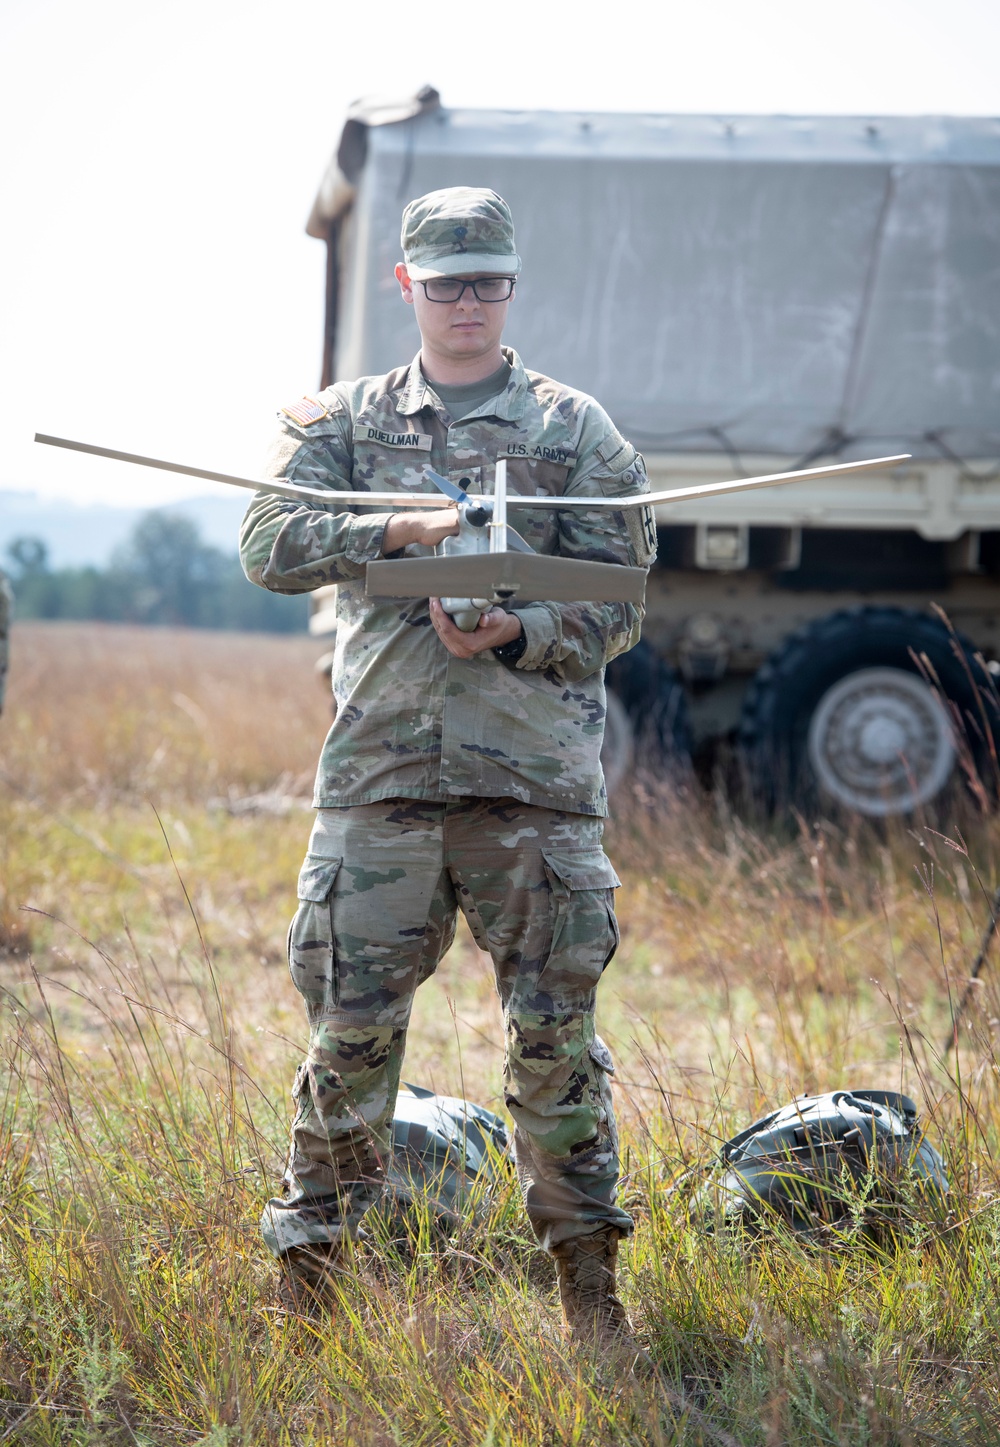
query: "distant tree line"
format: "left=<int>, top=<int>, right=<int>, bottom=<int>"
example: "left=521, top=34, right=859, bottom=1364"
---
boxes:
left=5, top=510, right=309, bottom=633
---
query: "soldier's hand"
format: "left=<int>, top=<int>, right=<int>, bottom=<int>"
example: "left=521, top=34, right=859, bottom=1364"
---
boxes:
left=383, top=509, right=459, bottom=553
left=429, top=598, right=523, bottom=658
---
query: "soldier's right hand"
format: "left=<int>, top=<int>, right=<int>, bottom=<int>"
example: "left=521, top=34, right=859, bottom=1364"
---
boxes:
left=382, top=508, right=460, bottom=553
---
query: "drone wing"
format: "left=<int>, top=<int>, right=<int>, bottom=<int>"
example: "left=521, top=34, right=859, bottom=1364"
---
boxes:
left=367, top=552, right=646, bottom=604
left=505, top=453, right=912, bottom=509
left=35, top=435, right=910, bottom=513
left=33, top=435, right=469, bottom=509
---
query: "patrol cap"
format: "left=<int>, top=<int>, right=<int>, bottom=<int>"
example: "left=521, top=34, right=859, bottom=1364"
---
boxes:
left=401, top=187, right=521, bottom=280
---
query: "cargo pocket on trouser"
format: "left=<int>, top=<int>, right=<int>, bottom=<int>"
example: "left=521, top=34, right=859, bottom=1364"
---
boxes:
left=512, top=1030, right=633, bottom=1252
left=538, top=847, right=621, bottom=994
left=505, top=847, right=623, bottom=1162
left=288, top=852, right=342, bottom=1018
left=287, top=852, right=396, bottom=1168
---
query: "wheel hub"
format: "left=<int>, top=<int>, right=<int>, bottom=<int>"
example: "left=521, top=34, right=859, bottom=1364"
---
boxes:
left=858, top=713, right=908, bottom=764
left=807, top=667, right=955, bottom=815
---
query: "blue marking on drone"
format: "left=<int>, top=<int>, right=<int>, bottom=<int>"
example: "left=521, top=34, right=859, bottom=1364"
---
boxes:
left=425, top=468, right=469, bottom=505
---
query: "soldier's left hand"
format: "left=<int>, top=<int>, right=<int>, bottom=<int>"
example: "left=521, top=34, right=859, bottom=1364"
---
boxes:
left=429, top=598, right=523, bottom=659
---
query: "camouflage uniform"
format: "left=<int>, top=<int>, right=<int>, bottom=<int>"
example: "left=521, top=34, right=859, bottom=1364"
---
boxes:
left=260, top=797, right=630, bottom=1254
left=0, top=567, right=12, bottom=717
left=241, top=224, right=654, bottom=1258
left=240, top=350, right=653, bottom=816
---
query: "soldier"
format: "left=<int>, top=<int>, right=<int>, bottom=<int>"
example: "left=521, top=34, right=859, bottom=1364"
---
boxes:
left=240, top=188, right=655, bottom=1348
left=0, top=566, right=12, bottom=717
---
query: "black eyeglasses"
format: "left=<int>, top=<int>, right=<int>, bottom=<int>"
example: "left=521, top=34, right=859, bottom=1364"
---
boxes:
left=418, top=277, right=515, bottom=303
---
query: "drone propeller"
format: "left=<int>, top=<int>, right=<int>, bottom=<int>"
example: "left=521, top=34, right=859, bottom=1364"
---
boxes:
left=423, top=468, right=470, bottom=506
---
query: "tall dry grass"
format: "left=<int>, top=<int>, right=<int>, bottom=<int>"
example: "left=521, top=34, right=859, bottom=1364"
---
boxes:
left=3, top=621, right=327, bottom=802
left=2, top=621, right=1000, bottom=1443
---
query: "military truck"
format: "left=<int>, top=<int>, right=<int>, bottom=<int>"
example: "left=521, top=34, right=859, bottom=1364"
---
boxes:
left=303, top=88, right=1000, bottom=817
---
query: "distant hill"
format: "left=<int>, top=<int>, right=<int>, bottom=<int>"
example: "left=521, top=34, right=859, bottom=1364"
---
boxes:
left=0, top=491, right=247, bottom=567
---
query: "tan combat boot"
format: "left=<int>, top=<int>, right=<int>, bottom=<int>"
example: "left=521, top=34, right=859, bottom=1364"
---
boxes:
left=551, top=1227, right=637, bottom=1348
left=275, top=1240, right=349, bottom=1317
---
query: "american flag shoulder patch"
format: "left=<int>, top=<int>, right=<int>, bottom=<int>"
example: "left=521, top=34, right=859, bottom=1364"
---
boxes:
left=281, top=396, right=329, bottom=427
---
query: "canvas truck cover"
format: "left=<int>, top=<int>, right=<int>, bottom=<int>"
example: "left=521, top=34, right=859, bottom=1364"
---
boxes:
left=309, top=96, right=1000, bottom=468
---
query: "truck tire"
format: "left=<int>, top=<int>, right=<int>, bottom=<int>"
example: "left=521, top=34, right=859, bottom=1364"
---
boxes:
left=738, top=607, right=998, bottom=817
left=604, top=641, right=692, bottom=787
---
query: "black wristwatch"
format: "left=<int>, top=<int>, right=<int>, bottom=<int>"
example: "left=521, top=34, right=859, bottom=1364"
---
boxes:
left=493, top=623, right=527, bottom=664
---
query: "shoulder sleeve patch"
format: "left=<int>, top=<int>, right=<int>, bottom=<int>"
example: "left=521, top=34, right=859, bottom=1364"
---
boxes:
left=595, top=428, right=632, bottom=471
left=597, top=435, right=638, bottom=475
left=281, top=396, right=329, bottom=427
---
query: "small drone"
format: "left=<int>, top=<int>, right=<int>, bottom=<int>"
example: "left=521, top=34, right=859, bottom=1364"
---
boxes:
left=35, top=434, right=910, bottom=631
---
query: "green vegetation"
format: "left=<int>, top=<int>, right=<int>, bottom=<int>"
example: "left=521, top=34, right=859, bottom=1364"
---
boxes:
left=5, top=513, right=308, bottom=632
left=3, top=622, right=1000, bottom=1444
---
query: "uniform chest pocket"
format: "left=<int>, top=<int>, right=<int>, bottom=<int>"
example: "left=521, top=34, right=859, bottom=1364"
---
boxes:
left=504, top=458, right=573, bottom=551
left=288, top=854, right=343, bottom=1018
left=351, top=427, right=435, bottom=496
left=505, top=456, right=573, bottom=497
left=448, top=463, right=485, bottom=495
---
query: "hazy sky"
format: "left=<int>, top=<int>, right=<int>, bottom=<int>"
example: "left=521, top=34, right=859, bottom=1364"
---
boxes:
left=3, top=0, right=997, bottom=509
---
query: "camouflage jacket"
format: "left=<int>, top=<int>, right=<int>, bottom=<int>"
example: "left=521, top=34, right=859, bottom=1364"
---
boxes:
left=240, top=348, right=655, bottom=816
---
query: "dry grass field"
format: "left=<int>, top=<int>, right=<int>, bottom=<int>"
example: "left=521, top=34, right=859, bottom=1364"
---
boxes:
left=3, top=620, right=1000, bottom=1445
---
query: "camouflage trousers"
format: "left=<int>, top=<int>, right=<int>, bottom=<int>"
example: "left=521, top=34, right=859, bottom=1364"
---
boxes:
left=261, top=796, right=634, bottom=1257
